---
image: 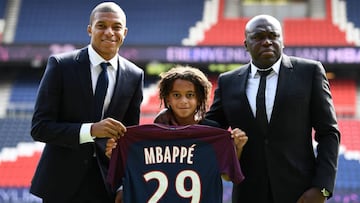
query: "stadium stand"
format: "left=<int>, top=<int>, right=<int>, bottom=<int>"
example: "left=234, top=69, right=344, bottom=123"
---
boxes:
left=14, top=0, right=204, bottom=46
left=283, top=0, right=354, bottom=46
left=333, top=119, right=360, bottom=200
left=140, top=84, right=161, bottom=115
left=346, top=0, right=360, bottom=28
left=188, top=0, right=358, bottom=46
left=15, top=0, right=99, bottom=44
left=0, top=0, right=5, bottom=43
left=336, top=156, right=360, bottom=191
left=338, top=119, right=360, bottom=152
left=0, top=0, right=6, bottom=18
left=0, top=118, right=33, bottom=148
left=187, top=0, right=250, bottom=46
left=11, top=0, right=360, bottom=46
left=330, top=79, right=357, bottom=117
left=121, top=0, right=204, bottom=46
left=6, top=71, right=40, bottom=117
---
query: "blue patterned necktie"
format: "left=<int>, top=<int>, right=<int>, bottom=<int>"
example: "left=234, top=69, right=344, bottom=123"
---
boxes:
left=256, top=68, right=273, bottom=134
left=94, top=62, right=110, bottom=121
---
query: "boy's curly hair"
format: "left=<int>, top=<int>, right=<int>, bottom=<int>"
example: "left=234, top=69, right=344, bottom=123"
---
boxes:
left=158, top=65, right=212, bottom=120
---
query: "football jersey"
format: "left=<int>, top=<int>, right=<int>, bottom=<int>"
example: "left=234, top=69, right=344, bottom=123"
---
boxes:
left=107, top=124, right=244, bottom=203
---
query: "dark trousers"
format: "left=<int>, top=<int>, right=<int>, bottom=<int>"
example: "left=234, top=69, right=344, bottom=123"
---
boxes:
left=43, top=158, right=113, bottom=203
left=232, top=181, right=275, bottom=203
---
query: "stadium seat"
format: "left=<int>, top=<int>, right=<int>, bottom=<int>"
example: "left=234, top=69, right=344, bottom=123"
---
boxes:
left=329, top=79, right=357, bottom=117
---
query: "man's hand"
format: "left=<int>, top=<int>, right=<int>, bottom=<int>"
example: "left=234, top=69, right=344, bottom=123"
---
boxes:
left=231, top=128, right=248, bottom=158
left=115, top=190, right=123, bottom=203
left=296, top=187, right=326, bottom=203
left=91, top=117, right=126, bottom=139
left=105, top=138, right=117, bottom=158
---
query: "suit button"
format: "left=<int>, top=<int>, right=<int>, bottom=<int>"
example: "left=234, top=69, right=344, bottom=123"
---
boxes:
left=264, top=139, right=269, bottom=145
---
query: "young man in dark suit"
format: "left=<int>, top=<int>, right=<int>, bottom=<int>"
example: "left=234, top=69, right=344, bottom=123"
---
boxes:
left=30, top=2, right=143, bottom=202
left=205, top=14, right=340, bottom=203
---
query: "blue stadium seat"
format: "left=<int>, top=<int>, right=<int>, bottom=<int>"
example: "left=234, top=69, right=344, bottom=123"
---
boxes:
left=6, top=71, right=40, bottom=115
left=0, top=118, right=33, bottom=149
left=15, top=0, right=98, bottom=44
left=346, top=0, right=360, bottom=28
left=0, top=0, right=6, bottom=18
left=14, top=0, right=204, bottom=45
left=336, top=155, right=360, bottom=190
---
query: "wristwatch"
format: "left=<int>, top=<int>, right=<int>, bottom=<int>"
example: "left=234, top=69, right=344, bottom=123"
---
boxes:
left=321, top=188, right=330, bottom=197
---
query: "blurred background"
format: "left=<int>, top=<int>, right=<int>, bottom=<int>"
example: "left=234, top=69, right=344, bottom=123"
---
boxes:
left=0, top=0, right=359, bottom=202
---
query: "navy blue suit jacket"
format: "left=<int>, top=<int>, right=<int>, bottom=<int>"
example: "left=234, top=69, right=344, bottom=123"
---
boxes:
left=206, top=55, right=340, bottom=203
left=30, top=47, right=144, bottom=201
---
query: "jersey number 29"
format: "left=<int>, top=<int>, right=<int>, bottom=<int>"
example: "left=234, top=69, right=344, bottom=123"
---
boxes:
left=143, top=170, right=201, bottom=203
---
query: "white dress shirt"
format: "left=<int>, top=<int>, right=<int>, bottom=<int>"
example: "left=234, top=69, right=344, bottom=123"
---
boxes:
left=79, top=45, right=119, bottom=144
left=246, top=57, right=281, bottom=122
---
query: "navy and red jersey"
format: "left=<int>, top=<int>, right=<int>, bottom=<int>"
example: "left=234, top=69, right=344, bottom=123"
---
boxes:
left=107, top=124, right=244, bottom=203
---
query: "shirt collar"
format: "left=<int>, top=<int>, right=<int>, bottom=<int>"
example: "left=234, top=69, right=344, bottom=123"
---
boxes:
left=250, top=56, right=282, bottom=78
left=88, top=45, right=118, bottom=71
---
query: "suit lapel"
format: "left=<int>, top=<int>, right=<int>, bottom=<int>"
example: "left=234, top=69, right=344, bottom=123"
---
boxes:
left=75, top=48, right=94, bottom=105
left=237, top=64, right=255, bottom=120
left=237, top=65, right=249, bottom=95
left=270, top=55, right=294, bottom=125
left=105, top=56, right=126, bottom=116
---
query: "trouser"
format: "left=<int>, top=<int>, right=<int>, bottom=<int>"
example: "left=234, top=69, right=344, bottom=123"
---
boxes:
left=43, top=158, right=113, bottom=203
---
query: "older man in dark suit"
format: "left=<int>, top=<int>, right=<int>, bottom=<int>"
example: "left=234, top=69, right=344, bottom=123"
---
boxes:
left=30, top=2, right=143, bottom=202
left=206, top=14, right=340, bottom=203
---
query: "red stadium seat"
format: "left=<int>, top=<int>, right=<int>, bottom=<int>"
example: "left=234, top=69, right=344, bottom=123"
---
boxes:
left=330, top=79, right=357, bottom=117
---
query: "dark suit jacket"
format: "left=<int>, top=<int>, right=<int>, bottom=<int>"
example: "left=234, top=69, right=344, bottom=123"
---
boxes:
left=205, top=55, right=340, bottom=203
left=30, top=47, right=144, bottom=201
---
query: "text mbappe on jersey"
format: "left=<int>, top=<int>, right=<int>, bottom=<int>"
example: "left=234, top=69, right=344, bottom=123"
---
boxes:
left=144, top=144, right=196, bottom=165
